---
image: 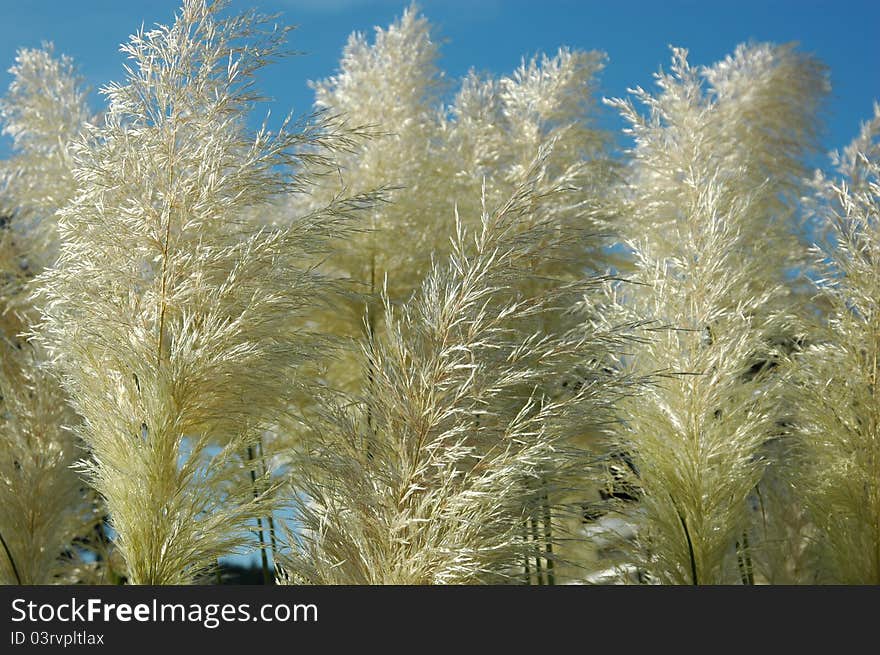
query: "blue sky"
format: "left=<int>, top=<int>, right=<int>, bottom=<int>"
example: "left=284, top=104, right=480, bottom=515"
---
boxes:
left=0, top=0, right=878, bottom=164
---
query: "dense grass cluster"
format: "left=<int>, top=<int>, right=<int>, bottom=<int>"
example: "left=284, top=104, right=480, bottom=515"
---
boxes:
left=0, top=0, right=877, bottom=585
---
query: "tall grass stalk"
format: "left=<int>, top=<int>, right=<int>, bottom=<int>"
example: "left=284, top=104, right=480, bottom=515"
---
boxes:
left=606, top=44, right=827, bottom=584
left=279, top=148, right=632, bottom=584
left=32, top=0, right=372, bottom=584
left=0, top=44, right=103, bottom=584
left=794, top=104, right=880, bottom=583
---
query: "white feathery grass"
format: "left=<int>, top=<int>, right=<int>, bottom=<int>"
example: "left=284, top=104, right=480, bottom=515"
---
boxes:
left=31, top=0, right=373, bottom=584
left=0, top=45, right=105, bottom=585
left=284, top=5, right=619, bottom=583
left=0, top=338, right=101, bottom=584
left=794, top=103, right=880, bottom=583
left=278, top=150, right=632, bottom=584
left=0, top=44, right=93, bottom=268
left=290, top=3, right=613, bottom=351
left=605, top=44, right=827, bottom=584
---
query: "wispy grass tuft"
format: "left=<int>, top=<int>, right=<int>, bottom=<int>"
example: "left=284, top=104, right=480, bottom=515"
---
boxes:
left=0, top=44, right=104, bottom=584
left=278, top=147, right=632, bottom=584
left=605, top=43, right=827, bottom=584
left=794, top=103, right=880, bottom=583
left=31, top=0, right=374, bottom=584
